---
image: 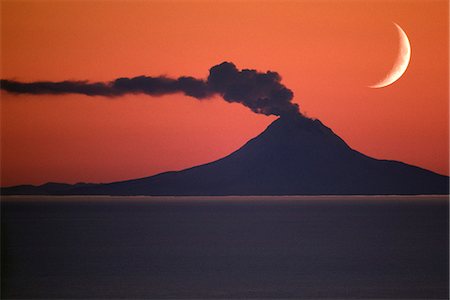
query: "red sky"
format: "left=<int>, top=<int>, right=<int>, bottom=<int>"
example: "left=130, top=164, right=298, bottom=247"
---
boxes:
left=1, top=0, right=448, bottom=186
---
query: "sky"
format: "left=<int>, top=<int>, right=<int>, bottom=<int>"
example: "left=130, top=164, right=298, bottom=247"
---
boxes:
left=1, top=0, right=448, bottom=186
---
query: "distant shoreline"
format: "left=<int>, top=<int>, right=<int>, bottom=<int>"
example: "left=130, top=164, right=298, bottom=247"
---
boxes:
left=2, top=194, right=448, bottom=203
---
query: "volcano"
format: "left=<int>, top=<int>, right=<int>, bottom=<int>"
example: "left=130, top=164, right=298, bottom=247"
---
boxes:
left=2, top=115, right=448, bottom=195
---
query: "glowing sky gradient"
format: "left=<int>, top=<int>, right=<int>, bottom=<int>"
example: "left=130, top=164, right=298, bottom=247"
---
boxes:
left=1, top=0, right=448, bottom=186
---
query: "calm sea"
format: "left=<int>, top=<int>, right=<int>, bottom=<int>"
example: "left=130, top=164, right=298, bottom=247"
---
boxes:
left=1, top=195, right=449, bottom=299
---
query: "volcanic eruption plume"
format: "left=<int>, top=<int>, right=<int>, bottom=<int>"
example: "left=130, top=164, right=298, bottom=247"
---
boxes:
left=1, top=62, right=300, bottom=117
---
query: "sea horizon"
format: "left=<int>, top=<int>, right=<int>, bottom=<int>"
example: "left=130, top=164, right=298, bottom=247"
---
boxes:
left=2, top=194, right=448, bottom=202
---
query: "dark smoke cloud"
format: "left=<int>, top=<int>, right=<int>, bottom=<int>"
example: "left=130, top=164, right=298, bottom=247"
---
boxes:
left=1, top=62, right=299, bottom=117
left=208, top=63, right=298, bottom=116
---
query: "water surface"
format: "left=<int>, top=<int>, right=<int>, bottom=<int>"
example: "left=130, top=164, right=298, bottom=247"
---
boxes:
left=2, top=196, right=448, bottom=299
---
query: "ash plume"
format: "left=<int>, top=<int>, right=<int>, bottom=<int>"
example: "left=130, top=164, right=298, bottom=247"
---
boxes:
left=1, top=62, right=299, bottom=117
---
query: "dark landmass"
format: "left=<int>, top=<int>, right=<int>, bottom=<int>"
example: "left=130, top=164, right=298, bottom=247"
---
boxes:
left=2, top=115, right=448, bottom=195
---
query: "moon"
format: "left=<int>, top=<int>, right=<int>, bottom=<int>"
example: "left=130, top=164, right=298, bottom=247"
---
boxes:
left=369, top=22, right=411, bottom=88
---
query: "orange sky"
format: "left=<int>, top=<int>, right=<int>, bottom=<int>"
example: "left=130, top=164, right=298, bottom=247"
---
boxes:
left=1, top=0, right=448, bottom=186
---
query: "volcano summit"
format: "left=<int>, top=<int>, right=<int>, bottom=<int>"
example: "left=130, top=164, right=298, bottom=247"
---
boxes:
left=3, top=115, right=448, bottom=195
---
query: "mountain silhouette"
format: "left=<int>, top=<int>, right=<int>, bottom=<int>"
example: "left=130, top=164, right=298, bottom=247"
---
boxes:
left=2, top=115, right=448, bottom=195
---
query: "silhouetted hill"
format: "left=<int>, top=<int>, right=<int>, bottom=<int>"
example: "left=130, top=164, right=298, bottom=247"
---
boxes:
left=2, top=116, right=448, bottom=195
left=1, top=182, right=96, bottom=195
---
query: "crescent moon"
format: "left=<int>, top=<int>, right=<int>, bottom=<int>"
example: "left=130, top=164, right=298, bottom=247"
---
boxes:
left=369, top=22, right=411, bottom=88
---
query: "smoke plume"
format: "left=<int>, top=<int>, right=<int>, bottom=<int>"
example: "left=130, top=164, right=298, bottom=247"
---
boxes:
left=1, top=62, right=299, bottom=117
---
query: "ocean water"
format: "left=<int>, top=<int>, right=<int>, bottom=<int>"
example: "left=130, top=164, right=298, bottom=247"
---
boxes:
left=1, top=195, right=448, bottom=299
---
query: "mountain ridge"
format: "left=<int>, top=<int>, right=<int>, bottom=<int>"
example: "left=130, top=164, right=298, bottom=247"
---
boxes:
left=2, top=115, right=448, bottom=195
